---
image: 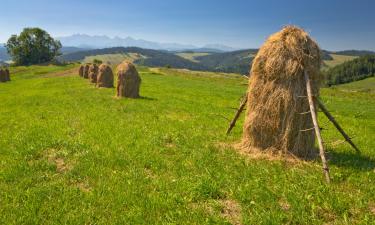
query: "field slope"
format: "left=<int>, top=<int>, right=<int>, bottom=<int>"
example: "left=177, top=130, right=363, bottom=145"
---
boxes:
left=0, top=66, right=374, bottom=224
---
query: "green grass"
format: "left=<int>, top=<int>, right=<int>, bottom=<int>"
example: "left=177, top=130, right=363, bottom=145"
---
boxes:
left=0, top=65, right=374, bottom=224
left=175, top=52, right=212, bottom=62
left=323, top=54, right=358, bottom=69
left=332, top=77, right=375, bottom=93
left=83, top=53, right=146, bottom=65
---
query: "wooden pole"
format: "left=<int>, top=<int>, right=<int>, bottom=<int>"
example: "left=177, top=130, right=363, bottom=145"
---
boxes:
left=226, top=94, right=248, bottom=135
left=304, top=71, right=330, bottom=183
left=316, top=99, right=361, bottom=154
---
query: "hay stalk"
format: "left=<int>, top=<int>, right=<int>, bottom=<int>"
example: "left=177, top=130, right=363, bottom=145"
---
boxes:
left=304, top=71, right=330, bottom=183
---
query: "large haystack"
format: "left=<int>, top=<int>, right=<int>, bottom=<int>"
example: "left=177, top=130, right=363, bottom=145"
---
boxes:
left=116, top=61, right=141, bottom=98
left=88, top=64, right=99, bottom=83
left=83, top=64, right=90, bottom=79
left=78, top=65, right=84, bottom=77
left=97, top=64, right=114, bottom=88
left=0, top=69, right=6, bottom=82
left=242, top=26, right=322, bottom=158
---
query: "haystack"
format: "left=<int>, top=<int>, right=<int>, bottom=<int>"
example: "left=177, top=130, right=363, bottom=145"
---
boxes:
left=5, top=69, right=10, bottom=81
left=0, top=69, right=6, bottom=82
left=97, top=64, right=114, bottom=88
left=83, top=64, right=90, bottom=79
left=88, top=64, right=99, bottom=83
left=116, top=61, right=141, bottom=98
left=242, top=26, right=322, bottom=158
left=78, top=65, right=84, bottom=77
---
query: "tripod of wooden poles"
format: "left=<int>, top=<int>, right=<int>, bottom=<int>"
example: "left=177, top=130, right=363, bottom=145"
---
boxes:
left=226, top=71, right=360, bottom=183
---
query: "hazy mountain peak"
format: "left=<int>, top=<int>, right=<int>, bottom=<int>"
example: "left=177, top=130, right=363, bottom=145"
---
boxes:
left=56, top=34, right=236, bottom=51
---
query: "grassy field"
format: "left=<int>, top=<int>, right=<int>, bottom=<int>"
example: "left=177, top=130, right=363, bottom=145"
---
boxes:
left=323, top=54, right=358, bottom=69
left=0, top=65, right=374, bottom=224
left=175, top=52, right=212, bottom=62
left=83, top=53, right=146, bottom=65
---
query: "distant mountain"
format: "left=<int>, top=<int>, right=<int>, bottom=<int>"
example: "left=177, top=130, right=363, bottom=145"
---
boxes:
left=57, top=34, right=236, bottom=52
left=202, top=44, right=237, bottom=52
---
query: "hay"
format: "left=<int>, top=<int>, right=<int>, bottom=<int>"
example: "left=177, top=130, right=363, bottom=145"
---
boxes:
left=116, top=61, right=141, bottom=98
left=96, top=64, right=114, bottom=88
left=88, top=64, right=99, bottom=83
left=0, top=69, right=6, bottom=82
left=83, top=64, right=90, bottom=79
left=78, top=65, right=84, bottom=77
left=242, top=26, right=322, bottom=158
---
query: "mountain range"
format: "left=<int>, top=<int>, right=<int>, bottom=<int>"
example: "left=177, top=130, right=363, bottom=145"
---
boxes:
left=56, top=34, right=237, bottom=52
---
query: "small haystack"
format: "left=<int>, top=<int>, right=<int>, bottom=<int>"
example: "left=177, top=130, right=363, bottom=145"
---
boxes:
left=0, top=69, right=5, bottom=82
left=97, top=64, right=114, bottom=88
left=242, top=26, right=322, bottom=158
left=78, top=65, right=84, bottom=77
left=83, top=64, right=90, bottom=79
left=5, top=69, right=10, bottom=81
left=88, top=64, right=99, bottom=83
left=116, top=61, right=141, bottom=98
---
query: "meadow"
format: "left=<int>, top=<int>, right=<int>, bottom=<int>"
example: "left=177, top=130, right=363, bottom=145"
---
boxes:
left=0, top=65, right=374, bottom=224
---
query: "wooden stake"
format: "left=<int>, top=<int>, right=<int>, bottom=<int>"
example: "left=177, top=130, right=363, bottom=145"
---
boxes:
left=304, top=71, right=330, bottom=183
left=316, top=99, right=361, bottom=154
left=226, top=94, right=248, bottom=135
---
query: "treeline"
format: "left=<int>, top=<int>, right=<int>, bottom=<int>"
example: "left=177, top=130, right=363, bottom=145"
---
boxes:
left=324, top=55, right=375, bottom=86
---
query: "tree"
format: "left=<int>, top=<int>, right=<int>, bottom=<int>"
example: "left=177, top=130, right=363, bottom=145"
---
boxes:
left=93, top=59, right=103, bottom=64
left=6, top=28, right=62, bottom=65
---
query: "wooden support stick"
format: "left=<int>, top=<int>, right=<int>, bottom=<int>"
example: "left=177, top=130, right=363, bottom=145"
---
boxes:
left=304, top=71, right=330, bottom=183
left=316, top=99, right=361, bottom=154
left=226, top=94, right=248, bottom=135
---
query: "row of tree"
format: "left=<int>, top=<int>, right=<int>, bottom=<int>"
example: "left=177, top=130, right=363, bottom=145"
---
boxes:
left=324, top=55, right=375, bottom=86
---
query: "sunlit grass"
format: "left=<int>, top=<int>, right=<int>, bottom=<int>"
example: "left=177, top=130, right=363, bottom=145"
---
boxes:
left=0, top=65, right=374, bottom=224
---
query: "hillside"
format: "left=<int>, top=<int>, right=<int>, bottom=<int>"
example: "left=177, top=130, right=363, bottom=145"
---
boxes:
left=60, top=47, right=208, bottom=71
left=0, top=65, right=374, bottom=224
left=324, top=55, right=375, bottom=85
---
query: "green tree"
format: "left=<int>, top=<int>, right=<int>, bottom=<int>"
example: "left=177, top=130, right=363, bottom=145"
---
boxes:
left=93, top=59, right=103, bottom=64
left=6, top=28, right=62, bottom=65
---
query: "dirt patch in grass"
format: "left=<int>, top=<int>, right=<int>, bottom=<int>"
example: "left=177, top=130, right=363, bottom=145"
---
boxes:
left=76, top=181, right=92, bottom=193
left=45, top=148, right=73, bottom=173
left=369, top=203, right=375, bottom=215
left=190, top=199, right=242, bottom=225
left=278, top=199, right=291, bottom=211
left=219, top=199, right=242, bottom=225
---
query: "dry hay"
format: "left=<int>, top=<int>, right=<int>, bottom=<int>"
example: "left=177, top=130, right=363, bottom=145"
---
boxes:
left=0, top=69, right=6, bottom=82
left=83, top=64, right=90, bottom=79
left=116, top=61, right=141, bottom=98
left=97, top=64, right=114, bottom=88
left=88, top=64, right=99, bottom=83
left=242, top=26, right=322, bottom=159
left=78, top=65, right=84, bottom=77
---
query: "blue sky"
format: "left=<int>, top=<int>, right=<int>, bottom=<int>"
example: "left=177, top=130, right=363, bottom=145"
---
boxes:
left=0, top=0, right=374, bottom=50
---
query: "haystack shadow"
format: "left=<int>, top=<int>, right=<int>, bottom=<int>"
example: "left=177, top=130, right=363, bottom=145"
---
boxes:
left=328, top=151, right=375, bottom=171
